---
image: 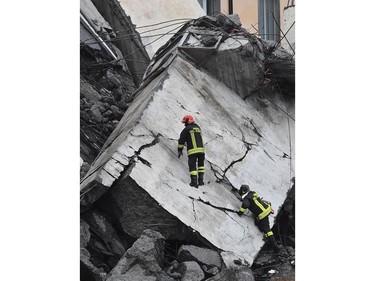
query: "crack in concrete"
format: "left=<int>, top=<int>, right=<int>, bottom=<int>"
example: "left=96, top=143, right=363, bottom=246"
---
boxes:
left=109, top=156, right=128, bottom=168
left=165, top=182, right=173, bottom=189
left=188, top=195, right=247, bottom=239
left=102, top=167, right=117, bottom=179
left=130, top=132, right=165, bottom=168
left=223, top=128, right=258, bottom=147
left=222, top=143, right=252, bottom=176
left=191, top=198, right=197, bottom=222
left=105, top=160, right=124, bottom=174
left=137, top=155, right=152, bottom=167
left=275, top=152, right=291, bottom=159
left=129, top=132, right=150, bottom=138
left=263, top=149, right=276, bottom=163
left=206, top=159, right=224, bottom=181
left=134, top=134, right=161, bottom=155
left=246, top=118, right=263, bottom=138
left=82, top=134, right=159, bottom=197
left=166, top=170, right=174, bottom=177
left=245, top=117, right=290, bottom=160
left=197, top=196, right=237, bottom=213
left=224, top=210, right=246, bottom=239
left=205, top=133, right=224, bottom=145
left=81, top=160, right=111, bottom=185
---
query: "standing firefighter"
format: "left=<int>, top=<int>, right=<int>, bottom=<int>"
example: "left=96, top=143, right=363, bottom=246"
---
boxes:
left=178, top=115, right=205, bottom=188
left=236, top=185, right=281, bottom=253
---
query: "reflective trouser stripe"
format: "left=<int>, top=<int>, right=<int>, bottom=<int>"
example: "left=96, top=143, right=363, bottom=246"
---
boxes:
left=187, top=147, right=205, bottom=155
left=239, top=207, right=246, bottom=212
left=265, top=231, right=273, bottom=237
left=198, top=166, right=204, bottom=173
left=190, top=170, right=198, bottom=176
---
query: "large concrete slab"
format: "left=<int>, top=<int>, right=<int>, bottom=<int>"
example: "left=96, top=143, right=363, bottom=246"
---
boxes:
left=81, top=51, right=294, bottom=265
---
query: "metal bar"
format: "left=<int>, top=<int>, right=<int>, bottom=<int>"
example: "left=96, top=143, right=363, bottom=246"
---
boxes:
left=274, top=0, right=280, bottom=42
left=229, top=0, right=233, bottom=14
left=80, top=12, right=117, bottom=60
left=271, top=12, right=295, bottom=54
left=258, top=0, right=265, bottom=39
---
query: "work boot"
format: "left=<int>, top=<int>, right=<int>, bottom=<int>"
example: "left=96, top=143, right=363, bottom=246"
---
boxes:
left=190, top=175, right=198, bottom=188
left=198, top=173, right=204, bottom=186
left=267, top=236, right=282, bottom=254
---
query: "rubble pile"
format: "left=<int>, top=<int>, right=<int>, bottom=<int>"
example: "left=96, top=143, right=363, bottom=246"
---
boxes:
left=80, top=0, right=149, bottom=174
left=80, top=1, right=295, bottom=280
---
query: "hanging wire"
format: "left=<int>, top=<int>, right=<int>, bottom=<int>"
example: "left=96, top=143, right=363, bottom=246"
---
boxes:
left=81, top=18, right=192, bottom=45
left=271, top=12, right=295, bottom=55
left=122, top=22, right=186, bottom=59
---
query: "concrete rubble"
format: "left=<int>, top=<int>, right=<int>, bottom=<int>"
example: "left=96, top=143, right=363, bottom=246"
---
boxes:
left=81, top=12, right=294, bottom=267
left=80, top=0, right=150, bottom=169
left=80, top=1, right=295, bottom=280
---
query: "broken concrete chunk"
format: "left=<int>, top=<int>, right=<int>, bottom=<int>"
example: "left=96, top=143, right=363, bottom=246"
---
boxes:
left=108, top=229, right=165, bottom=279
left=205, top=267, right=255, bottom=281
left=227, top=14, right=242, bottom=27
left=157, top=271, right=177, bottom=281
left=80, top=220, right=91, bottom=248
left=107, top=264, right=157, bottom=281
left=90, top=105, right=103, bottom=122
left=80, top=249, right=105, bottom=281
left=80, top=248, right=91, bottom=260
left=256, top=97, right=271, bottom=107
left=177, top=245, right=222, bottom=268
left=177, top=261, right=205, bottom=281
left=83, top=211, right=126, bottom=257
left=202, top=264, right=220, bottom=276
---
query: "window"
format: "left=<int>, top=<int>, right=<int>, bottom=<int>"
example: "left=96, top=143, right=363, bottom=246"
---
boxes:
left=197, top=0, right=221, bottom=16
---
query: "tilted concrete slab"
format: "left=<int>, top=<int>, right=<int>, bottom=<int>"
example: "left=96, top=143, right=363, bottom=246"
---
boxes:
left=81, top=49, right=294, bottom=265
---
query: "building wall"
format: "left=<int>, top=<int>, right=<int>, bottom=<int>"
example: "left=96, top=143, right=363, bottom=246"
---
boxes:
left=218, top=0, right=290, bottom=35
left=281, top=4, right=295, bottom=53
left=118, top=0, right=205, bottom=58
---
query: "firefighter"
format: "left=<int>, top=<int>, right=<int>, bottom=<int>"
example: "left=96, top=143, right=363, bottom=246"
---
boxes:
left=236, top=184, right=281, bottom=253
left=177, top=115, right=205, bottom=188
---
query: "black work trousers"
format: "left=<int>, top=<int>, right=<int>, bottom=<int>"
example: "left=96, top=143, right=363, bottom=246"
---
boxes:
left=188, top=153, right=205, bottom=175
left=257, top=216, right=271, bottom=234
left=256, top=216, right=278, bottom=248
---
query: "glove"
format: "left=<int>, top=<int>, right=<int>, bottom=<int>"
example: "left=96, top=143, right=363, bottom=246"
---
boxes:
left=236, top=211, right=243, bottom=217
left=178, top=151, right=183, bottom=158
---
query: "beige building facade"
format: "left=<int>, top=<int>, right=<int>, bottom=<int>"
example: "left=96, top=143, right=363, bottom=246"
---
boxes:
left=198, top=0, right=294, bottom=45
left=220, top=0, right=290, bottom=32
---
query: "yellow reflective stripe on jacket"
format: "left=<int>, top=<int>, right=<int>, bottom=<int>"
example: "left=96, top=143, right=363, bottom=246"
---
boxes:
left=190, top=170, right=198, bottom=176
left=178, top=144, right=184, bottom=148
left=265, top=231, right=274, bottom=237
left=187, top=147, right=205, bottom=155
left=254, top=196, right=271, bottom=220
left=239, top=207, right=246, bottom=212
left=190, top=131, right=197, bottom=149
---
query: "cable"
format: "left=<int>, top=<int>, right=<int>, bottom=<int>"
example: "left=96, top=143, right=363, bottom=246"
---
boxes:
left=81, top=19, right=191, bottom=45
left=122, top=22, right=186, bottom=59
left=81, top=31, right=182, bottom=47
left=134, top=18, right=193, bottom=29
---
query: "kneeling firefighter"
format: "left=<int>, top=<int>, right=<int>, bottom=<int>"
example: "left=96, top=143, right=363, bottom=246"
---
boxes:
left=236, top=184, right=281, bottom=253
left=177, top=115, right=205, bottom=188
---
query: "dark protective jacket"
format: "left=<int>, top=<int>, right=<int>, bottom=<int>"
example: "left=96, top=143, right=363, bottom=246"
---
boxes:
left=178, top=123, right=205, bottom=156
left=239, top=191, right=272, bottom=220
